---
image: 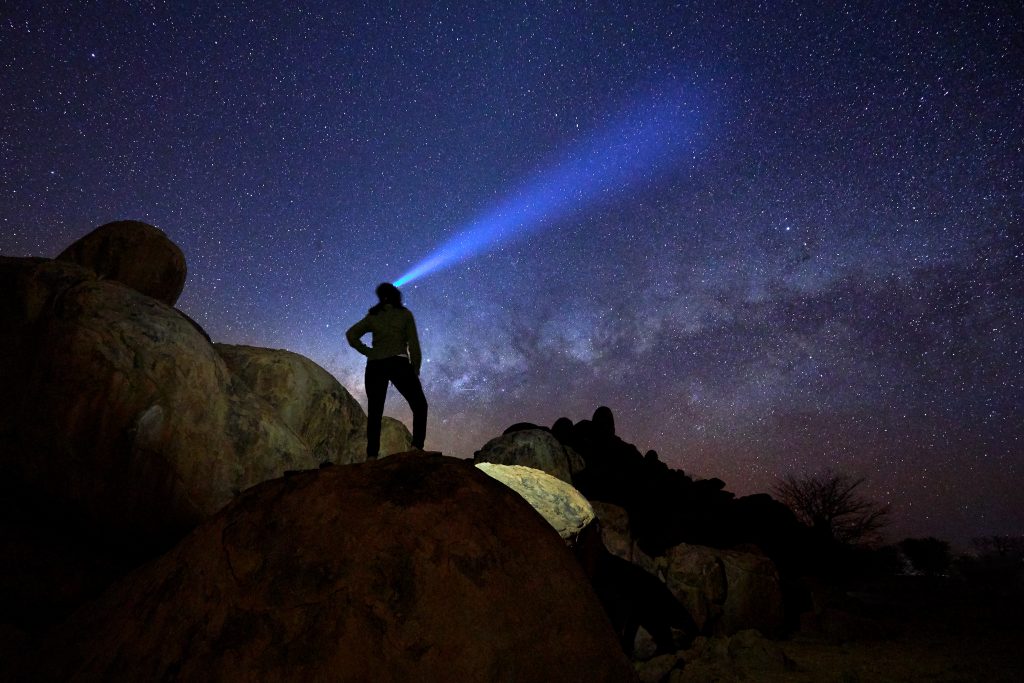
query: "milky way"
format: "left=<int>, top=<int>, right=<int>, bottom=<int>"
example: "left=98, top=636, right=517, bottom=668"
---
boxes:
left=2, top=1, right=1021, bottom=546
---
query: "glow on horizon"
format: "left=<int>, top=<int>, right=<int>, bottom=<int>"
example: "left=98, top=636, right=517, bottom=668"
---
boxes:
left=393, top=84, right=706, bottom=287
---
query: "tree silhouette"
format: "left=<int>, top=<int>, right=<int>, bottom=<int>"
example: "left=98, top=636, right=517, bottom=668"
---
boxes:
left=973, top=535, right=1024, bottom=560
left=773, top=469, right=889, bottom=546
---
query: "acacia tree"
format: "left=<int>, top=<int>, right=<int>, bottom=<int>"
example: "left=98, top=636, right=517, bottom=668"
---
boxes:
left=773, top=469, right=890, bottom=545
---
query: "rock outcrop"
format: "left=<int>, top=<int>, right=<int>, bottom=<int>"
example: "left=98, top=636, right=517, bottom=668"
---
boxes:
left=475, top=462, right=595, bottom=543
left=2, top=221, right=807, bottom=677
left=592, top=501, right=640, bottom=562
left=1, top=242, right=419, bottom=633
left=658, top=544, right=785, bottom=637
left=474, top=428, right=584, bottom=483
left=55, top=220, right=187, bottom=306
left=0, top=257, right=316, bottom=548
left=215, top=343, right=367, bottom=464
left=30, top=454, right=636, bottom=682
left=593, top=549, right=699, bottom=656
left=668, top=630, right=795, bottom=682
left=631, top=629, right=796, bottom=683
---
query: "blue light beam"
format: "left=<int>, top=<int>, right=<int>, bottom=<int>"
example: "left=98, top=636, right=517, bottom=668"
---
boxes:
left=393, top=85, right=706, bottom=287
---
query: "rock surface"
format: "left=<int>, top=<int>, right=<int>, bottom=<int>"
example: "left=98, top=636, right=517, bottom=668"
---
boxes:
left=474, top=428, right=584, bottom=483
left=659, top=544, right=785, bottom=637
left=592, top=501, right=636, bottom=561
left=0, top=257, right=316, bottom=546
left=215, top=343, right=367, bottom=464
left=669, top=630, right=793, bottom=682
left=635, top=652, right=683, bottom=683
left=214, top=343, right=416, bottom=463
left=377, top=416, right=414, bottom=458
left=717, top=549, right=786, bottom=637
left=32, top=454, right=636, bottom=682
left=475, top=462, right=596, bottom=542
left=55, top=220, right=187, bottom=305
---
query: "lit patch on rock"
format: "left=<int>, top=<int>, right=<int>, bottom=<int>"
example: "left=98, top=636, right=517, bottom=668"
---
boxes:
left=475, top=462, right=595, bottom=542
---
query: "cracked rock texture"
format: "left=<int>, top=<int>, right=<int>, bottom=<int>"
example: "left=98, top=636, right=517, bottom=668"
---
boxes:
left=656, top=544, right=785, bottom=637
left=31, top=454, right=635, bottom=682
left=0, top=256, right=316, bottom=545
left=377, top=416, right=414, bottom=458
left=475, top=462, right=595, bottom=543
left=215, top=343, right=368, bottom=464
left=213, top=343, right=414, bottom=463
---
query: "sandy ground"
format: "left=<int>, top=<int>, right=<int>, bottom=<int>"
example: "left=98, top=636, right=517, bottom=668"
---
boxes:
left=773, top=575, right=1022, bottom=682
left=633, top=573, right=1024, bottom=683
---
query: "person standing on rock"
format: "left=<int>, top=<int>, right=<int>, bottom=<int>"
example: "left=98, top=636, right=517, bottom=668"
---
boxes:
left=346, top=283, right=427, bottom=459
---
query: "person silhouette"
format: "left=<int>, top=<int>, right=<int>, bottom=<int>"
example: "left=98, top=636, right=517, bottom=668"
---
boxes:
left=346, top=283, right=428, bottom=459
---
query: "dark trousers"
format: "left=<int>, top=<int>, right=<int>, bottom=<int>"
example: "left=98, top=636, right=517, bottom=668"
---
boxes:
left=365, top=356, right=427, bottom=459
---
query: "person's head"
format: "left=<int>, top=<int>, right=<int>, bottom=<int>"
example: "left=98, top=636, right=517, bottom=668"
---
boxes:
left=369, top=282, right=404, bottom=314
left=376, top=282, right=402, bottom=306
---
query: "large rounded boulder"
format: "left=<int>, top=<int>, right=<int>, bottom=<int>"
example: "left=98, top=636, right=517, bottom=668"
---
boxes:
left=658, top=544, right=785, bottom=637
left=215, top=344, right=367, bottom=464
left=378, top=416, right=414, bottom=458
left=0, top=257, right=315, bottom=546
left=474, top=428, right=585, bottom=483
left=56, top=220, right=187, bottom=305
left=32, top=454, right=636, bottom=682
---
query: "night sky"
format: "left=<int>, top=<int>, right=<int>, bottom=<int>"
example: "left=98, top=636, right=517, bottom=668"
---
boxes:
left=3, top=2, right=1021, bottom=547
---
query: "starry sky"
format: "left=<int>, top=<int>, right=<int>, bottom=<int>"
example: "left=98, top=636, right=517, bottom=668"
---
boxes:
left=2, top=1, right=1021, bottom=547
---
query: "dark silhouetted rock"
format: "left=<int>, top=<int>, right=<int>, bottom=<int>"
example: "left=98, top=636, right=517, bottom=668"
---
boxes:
left=552, top=416, right=574, bottom=442
left=561, top=407, right=731, bottom=555
left=592, top=405, right=615, bottom=438
left=593, top=548, right=698, bottom=656
left=475, top=462, right=595, bottom=543
left=556, top=408, right=807, bottom=568
left=592, top=501, right=641, bottom=563
left=31, top=454, right=636, bottom=682
left=474, top=428, right=584, bottom=483
left=549, top=406, right=813, bottom=632
left=593, top=501, right=631, bottom=557
left=215, top=343, right=367, bottom=464
left=1, top=257, right=88, bottom=388
left=56, top=220, right=187, bottom=305
left=503, top=421, right=550, bottom=435
left=0, top=483, right=120, bottom=633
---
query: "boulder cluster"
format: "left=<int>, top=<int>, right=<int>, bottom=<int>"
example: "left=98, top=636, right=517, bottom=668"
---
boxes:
left=2, top=221, right=809, bottom=681
left=475, top=408, right=816, bottom=677
left=1, top=223, right=412, bottom=551
left=3, top=222, right=642, bottom=681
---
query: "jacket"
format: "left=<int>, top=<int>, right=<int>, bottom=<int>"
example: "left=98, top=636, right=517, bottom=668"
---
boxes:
left=346, top=304, right=422, bottom=371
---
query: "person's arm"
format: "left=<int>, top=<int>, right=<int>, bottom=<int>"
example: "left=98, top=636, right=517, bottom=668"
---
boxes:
left=346, top=316, right=373, bottom=357
left=406, top=311, right=422, bottom=373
